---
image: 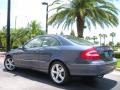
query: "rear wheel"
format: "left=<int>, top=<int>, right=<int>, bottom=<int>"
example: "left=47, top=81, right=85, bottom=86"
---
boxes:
left=4, top=57, right=16, bottom=71
left=50, top=62, right=69, bottom=85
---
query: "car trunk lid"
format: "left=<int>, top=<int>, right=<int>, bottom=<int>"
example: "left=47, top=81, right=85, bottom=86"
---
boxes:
left=94, top=46, right=113, bottom=61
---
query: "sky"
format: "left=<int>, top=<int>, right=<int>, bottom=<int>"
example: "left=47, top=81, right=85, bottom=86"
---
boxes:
left=0, top=0, right=120, bottom=44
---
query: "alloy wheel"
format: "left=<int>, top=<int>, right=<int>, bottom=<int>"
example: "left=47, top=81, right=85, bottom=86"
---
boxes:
left=4, top=57, right=15, bottom=71
left=51, top=63, right=65, bottom=84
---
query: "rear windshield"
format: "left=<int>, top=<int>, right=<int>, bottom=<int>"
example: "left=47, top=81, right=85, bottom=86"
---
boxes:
left=65, top=36, right=94, bottom=45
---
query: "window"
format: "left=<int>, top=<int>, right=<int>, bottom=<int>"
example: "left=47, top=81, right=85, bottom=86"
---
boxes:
left=24, top=37, right=43, bottom=49
left=42, top=37, right=60, bottom=47
left=65, top=36, right=94, bottom=45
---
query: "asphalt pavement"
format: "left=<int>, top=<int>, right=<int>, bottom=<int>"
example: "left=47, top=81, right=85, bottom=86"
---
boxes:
left=0, top=56, right=120, bottom=90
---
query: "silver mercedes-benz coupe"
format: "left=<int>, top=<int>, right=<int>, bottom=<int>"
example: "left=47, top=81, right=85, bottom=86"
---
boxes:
left=4, top=35, right=117, bottom=85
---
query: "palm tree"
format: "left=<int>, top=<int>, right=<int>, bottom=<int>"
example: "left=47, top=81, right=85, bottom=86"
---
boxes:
left=48, top=0, right=119, bottom=38
left=0, top=32, right=4, bottom=47
left=99, top=34, right=103, bottom=45
left=109, top=41, right=113, bottom=46
left=10, top=28, right=29, bottom=47
left=70, top=30, right=75, bottom=36
left=10, top=21, right=44, bottom=48
left=85, top=36, right=91, bottom=41
left=103, top=34, right=107, bottom=45
left=92, top=36, right=98, bottom=44
left=110, top=32, right=116, bottom=46
left=60, top=31, right=64, bottom=35
left=0, top=29, right=6, bottom=51
left=29, top=20, right=42, bottom=38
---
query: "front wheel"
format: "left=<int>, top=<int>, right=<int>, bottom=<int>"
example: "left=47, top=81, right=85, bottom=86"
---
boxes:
left=50, top=62, right=69, bottom=85
left=4, top=56, right=16, bottom=71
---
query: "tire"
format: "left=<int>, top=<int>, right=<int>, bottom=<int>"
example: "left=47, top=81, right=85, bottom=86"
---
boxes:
left=85, top=76, right=96, bottom=80
left=49, top=61, right=70, bottom=85
left=4, top=56, right=16, bottom=71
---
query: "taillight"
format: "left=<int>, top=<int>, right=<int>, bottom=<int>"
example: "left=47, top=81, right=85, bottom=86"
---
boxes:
left=80, top=48, right=101, bottom=60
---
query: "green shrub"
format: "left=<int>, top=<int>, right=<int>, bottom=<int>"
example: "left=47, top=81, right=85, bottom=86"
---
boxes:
left=117, top=59, right=120, bottom=68
left=114, top=52, right=120, bottom=58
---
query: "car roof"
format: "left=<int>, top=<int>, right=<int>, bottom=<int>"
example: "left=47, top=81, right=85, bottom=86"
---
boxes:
left=37, top=34, right=75, bottom=46
left=38, top=34, right=62, bottom=38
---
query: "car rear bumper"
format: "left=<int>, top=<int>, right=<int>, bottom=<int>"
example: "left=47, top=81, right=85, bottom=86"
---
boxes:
left=67, top=58, right=117, bottom=76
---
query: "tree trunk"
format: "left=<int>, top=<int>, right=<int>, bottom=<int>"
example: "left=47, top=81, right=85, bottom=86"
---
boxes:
left=104, top=37, right=106, bottom=45
left=100, top=37, right=101, bottom=45
left=112, top=37, right=114, bottom=46
left=76, top=14, right=84, bottom=38
left=93, top=39, right=95, bottom=44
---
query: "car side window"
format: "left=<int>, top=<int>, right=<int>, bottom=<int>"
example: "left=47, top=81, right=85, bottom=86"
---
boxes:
left=42, top=37, right=60, bottom=47
left=24, top=37, right=43, bottom=49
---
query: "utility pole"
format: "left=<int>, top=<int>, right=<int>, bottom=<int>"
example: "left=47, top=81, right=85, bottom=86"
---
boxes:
left=42, top=2, right=48, bottom=34
left=15, top=16, right=17, bottom=30
left=6, top=0, right=11, bottom=51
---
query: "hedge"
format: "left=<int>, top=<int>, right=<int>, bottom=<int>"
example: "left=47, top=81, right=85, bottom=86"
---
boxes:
left=114, top=52, right=120, bottom=58
left=117, top=59, right=120, bottom=68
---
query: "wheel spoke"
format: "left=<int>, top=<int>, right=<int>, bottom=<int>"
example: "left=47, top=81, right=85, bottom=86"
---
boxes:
left=10, top=63, right=15, bottom=67
left=6, top=63, right=10, bottom=66
left=59, top=73, right=64, bottom=81
left=7, top=59, right=11, bottom=64
left=59, top=68, right=64, bottom=73
left=55, top=64, right=59, bottom=71
left=9, top=64, right=12, bottom=69
left=11, top=60, right=14, bottom=64
left=52, top=70, right=57, bottom=74
left=55, top=74, right=59, bottom=80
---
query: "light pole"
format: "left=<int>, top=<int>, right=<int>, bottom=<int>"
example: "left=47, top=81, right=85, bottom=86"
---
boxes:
left=6, top=0, right=11, bottom=52
left=42, top=2, right=48, bottom=34
left=15, top=16, right=17, bottom=30
left=25, top=16, right=30, bottom=30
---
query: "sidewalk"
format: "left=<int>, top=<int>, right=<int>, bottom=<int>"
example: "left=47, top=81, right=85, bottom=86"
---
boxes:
left=0, top=52, right=5, bottom=62
left=0, top=52, right=6, bottom=57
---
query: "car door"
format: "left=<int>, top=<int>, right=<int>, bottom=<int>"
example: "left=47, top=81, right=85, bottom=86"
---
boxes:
left=14, top=37, right=44, bottom=68
left=32, top=36, right=60, bottom=71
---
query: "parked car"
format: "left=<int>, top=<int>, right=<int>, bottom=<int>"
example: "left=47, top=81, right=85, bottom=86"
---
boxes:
left=4, top=35, right=117, bottom=85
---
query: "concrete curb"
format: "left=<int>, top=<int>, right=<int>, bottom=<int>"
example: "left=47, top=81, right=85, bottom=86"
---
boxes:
left=0, top=52, right=6, bottom=57
left=0, top=52, right=6, bottom=54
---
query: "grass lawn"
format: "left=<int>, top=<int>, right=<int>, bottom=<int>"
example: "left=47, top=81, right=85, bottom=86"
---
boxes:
left=117, top=58, right=120, bottom=68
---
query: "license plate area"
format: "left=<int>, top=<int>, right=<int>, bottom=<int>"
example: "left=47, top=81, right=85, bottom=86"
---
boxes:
left=101, top=50, right=113, bottom=60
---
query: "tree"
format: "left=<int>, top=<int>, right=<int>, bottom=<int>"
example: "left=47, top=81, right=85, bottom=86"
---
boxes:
left=110, top=32, right=116, bottom=46
left=115, top=42, right=120, bottom=47
left=103, top=34, right=107, bottom=45
left=48, top=0, right=119, bottom=38
left=70, top=30, right=75, bottom=36
left=29, top=20, right=45, bottom=39
left=92, top=36, right=98, bottom=44
left=60, top=31, right=64, bottom=35
left=0, top=20, right=45, bottom=50
left=10, top=28, right=29, bottom=47
left=0, top=30, right=5, bottom=48
left=99, top=34, right=103, bottom=45
left=85, top=36, right=91, bottom=41
left=0, top=29, right=6, bottom=49
left=109, top=41, right=114, bottom=46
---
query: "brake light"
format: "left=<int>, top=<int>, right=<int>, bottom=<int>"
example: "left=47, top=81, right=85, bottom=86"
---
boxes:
left=80, top=48, right=101, bottom=60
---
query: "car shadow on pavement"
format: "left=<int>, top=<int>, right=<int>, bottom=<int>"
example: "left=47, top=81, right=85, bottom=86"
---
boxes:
left=3, top=68, right=117, bottom=90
